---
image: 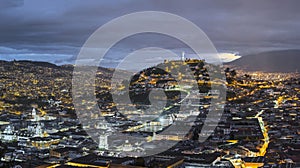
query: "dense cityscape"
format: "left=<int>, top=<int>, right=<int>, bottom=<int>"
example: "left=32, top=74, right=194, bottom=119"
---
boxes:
left=1, top=0, right=300, bottom=167
left=0, top=58, right=299, bottom=168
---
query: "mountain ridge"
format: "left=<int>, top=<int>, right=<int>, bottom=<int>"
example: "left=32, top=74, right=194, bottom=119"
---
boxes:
left=226, top=49, right=300, bottom=73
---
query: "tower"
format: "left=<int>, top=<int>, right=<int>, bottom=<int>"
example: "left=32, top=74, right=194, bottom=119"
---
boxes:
left=32, top=108, right=38, bottom=121
left=98, top=133, right=108, bottom=150
left=32, top=108, right=36, bottom=116
left=34, top=123, right=43, bottom=137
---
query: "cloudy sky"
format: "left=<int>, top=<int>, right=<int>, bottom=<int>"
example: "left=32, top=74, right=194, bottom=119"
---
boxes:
left=0, top=0, right=299, bottom=66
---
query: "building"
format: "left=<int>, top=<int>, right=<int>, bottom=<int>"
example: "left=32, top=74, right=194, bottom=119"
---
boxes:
left=99, top=133, right=109, bottom=150
left=242, top=156, right=265, bottom=168
left=50, top=147, right=80, bottom=159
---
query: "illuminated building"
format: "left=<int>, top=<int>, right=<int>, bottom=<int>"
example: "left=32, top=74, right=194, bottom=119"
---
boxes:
left=30, top=137, right=60, bottom=149
left=242, top=156, right=265, bottom=168
left=99, top=133, right=109, bottom=150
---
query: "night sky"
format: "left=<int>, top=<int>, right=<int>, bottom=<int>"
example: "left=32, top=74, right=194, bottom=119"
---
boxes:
left=0, top=0, right=299, bottom=65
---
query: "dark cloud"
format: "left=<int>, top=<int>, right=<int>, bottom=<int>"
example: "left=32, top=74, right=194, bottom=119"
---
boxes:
left=0, top=0, right=24, bottom=9
left=0, top=0, right=299, bottom=63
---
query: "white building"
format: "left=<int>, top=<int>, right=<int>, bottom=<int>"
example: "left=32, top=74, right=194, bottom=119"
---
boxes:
left=30, top=108, right=56, bottom=122
left=0, top=125, right=16, bottom=141
left=159, top=115, right=174, bottom=127
left=99, top=133, right=109, bottom=150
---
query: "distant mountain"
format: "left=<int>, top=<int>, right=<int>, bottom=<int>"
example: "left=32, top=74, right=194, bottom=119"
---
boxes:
left=227, top=50, right=300, bottom=73
left=0, top=60, right=60, bottom=68
left=0, top=60, right=113, bottom=72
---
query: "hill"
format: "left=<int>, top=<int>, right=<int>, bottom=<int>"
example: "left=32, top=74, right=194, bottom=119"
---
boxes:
left=227, top=50, right=300, bottom=73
